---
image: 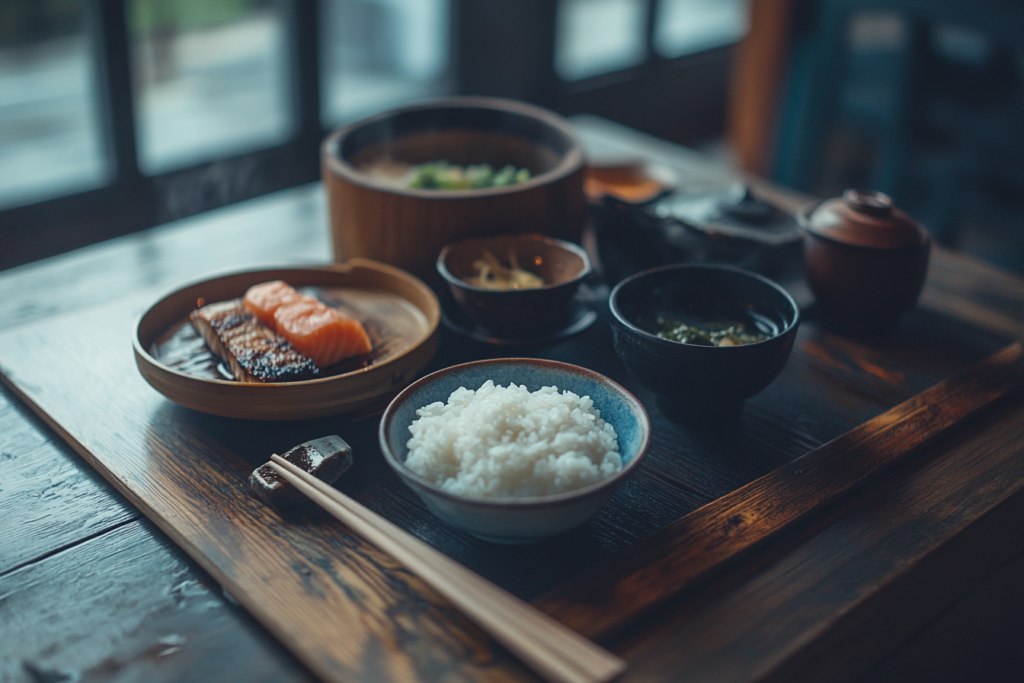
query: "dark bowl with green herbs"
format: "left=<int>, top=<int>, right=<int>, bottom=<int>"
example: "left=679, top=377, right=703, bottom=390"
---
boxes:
left=609, top=264, right=800, bottom=422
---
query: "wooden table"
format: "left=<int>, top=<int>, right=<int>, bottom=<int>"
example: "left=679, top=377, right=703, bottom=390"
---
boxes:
left=3, top=118, right=1024, bottom=683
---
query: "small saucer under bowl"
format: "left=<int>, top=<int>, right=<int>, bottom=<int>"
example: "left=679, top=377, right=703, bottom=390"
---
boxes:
left=440, top=285, right=599, bottom=346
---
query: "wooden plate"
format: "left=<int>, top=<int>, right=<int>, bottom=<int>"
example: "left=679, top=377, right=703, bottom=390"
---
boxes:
left=133, top=259, right=440, bottom=420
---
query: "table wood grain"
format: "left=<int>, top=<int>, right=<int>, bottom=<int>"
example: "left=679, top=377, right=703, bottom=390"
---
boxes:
left=537, top=341, right=1024, bottom=639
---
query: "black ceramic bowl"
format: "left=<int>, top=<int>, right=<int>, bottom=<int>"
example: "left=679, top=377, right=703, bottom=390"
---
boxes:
left=609, top=264, right=800, bottom=421
left=437, top=233, right=592, bottom=338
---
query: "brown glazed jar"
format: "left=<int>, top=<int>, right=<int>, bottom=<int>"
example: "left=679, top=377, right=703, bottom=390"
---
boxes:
left=798, top=189, right=930, bottom=331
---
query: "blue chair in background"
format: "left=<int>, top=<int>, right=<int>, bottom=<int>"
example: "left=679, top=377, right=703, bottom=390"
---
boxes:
left=773, top=0, right=1024, bottom=251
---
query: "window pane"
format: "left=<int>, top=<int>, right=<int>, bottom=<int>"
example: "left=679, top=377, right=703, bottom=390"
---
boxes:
left=555, top=0, right=647, bottom=81
left=130, top=0, right=291, bottom=175
left=654, top=0, right=748, bottom=59
left=320, top=0, right=450, bottom=127
left=0, top=1, right=108, bottom=209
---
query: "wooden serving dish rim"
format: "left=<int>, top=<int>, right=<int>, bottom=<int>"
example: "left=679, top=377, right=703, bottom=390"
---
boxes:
left=321, top=96, right=585, bottom=199
left=134, top=260, right=438, bottom=386
left=132, top=260, right=441, bottom=419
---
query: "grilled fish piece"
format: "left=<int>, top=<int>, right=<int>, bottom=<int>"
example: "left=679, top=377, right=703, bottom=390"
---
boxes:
left=190, top=299, right=319, bottom=383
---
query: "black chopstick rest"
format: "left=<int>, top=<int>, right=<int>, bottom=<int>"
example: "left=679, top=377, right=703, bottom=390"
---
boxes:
left=250, top=435, right=353, bottom=508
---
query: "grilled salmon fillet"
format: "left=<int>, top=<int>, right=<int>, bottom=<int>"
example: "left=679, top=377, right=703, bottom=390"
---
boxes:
left=190, top=299, right=319, bottom=383
left=243, top=280, right=304, bottom=329
left=273, top=297, right=373, bottom=368
left=243, top=280, right=373, bottom=368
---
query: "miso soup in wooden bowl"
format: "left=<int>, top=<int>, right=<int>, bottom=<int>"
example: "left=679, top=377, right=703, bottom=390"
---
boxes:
left=322, top=97, right=586, bottom=284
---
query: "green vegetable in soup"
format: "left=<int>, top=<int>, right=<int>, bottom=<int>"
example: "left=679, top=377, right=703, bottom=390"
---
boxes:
left=408, top=161, right=531, bottom=190
left=654, top=317, right=769, bottom=347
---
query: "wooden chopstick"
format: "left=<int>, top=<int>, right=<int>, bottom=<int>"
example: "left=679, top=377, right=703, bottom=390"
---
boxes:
left=268, top=454, right=627, bottom=683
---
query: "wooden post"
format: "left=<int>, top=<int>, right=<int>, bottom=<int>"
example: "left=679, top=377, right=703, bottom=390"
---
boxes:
left=727, top=0, right=794, bottom=176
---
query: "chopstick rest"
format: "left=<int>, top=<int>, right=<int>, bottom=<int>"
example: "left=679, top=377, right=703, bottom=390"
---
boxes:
left=267, top=451, right=627, bottom=683
left=250, top=436, right=352, bottom=508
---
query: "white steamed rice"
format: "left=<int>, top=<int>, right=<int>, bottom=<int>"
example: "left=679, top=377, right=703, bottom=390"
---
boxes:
left=405, top=380, right=622, bottom=498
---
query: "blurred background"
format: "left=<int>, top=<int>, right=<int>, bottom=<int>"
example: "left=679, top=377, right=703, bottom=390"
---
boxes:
left=1, top=0, right=1022, bottom=272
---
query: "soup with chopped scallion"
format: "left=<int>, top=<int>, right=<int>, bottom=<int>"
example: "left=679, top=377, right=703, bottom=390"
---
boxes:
left=649, top=312, right=775, bottom=347
left=361, top=159, right=531, bottom=191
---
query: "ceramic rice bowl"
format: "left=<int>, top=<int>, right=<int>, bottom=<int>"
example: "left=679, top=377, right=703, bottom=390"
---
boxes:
left=379, top=358, right=650, bottom=543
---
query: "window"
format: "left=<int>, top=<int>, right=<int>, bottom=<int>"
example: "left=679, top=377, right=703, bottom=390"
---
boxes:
left=554, top=0, right=748, bottom=82
left=129, top=0, right=293, bottom=174
left=319, top=0, right=450, bottom=126
left=1, top=0, right=745, bottom=270
left=0, top=0, right=108, bottom=209
left=555, top=0, right=648, bottom=81
left=654, top=0, right=748, bottom=59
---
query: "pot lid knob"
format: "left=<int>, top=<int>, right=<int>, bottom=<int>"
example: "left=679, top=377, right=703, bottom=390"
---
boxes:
left=718, top=183, right=779, bottom=223
left=844, top=188, right=893, bottom=216
left=802, top=188, right=927, bottom=248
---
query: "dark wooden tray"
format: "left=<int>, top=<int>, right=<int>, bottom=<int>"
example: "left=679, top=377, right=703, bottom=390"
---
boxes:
left=1, top=249, right=1023, bottom=683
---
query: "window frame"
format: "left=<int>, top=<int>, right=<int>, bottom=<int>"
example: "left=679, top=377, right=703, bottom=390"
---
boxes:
left=1, top=0, right=735, bottom=270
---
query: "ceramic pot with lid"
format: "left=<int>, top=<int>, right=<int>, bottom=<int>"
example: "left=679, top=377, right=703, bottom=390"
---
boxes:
left=799, top=189, right=930, bottom=331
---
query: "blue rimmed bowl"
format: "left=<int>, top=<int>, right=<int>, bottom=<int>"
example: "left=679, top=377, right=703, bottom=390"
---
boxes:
left=379, top=358, right=651, bottom=543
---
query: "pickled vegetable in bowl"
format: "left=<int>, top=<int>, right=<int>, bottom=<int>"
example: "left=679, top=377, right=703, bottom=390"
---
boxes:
left=437, top=234, right=592, bottom=338
left=468, top=250, right=545, bottom=290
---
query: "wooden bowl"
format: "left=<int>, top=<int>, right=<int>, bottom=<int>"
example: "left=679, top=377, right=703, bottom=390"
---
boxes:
left=133, top=259, right=440, bottom=420
left=321, top=97, right=586, bottom=283
left=437, top=234, right=592, bottom=337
